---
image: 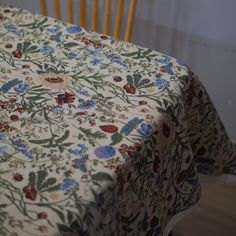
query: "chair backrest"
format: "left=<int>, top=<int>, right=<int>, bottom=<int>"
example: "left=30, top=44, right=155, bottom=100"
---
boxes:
left=40, top=0, right=137, bottom=42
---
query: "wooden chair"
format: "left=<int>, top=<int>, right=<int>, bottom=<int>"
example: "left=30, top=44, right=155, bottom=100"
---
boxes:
left=40, top=0, right=137, bottom=42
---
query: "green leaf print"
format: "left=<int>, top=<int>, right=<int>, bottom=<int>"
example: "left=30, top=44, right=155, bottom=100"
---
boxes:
left=91, top=172, right=113, bottom=182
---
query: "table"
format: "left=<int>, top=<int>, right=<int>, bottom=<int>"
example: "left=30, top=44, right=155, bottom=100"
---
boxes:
left=0, top=3, right=235, bottom=236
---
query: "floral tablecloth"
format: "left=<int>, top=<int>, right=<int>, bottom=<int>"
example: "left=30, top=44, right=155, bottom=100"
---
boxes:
left=0, top=4, right=235, bottom=236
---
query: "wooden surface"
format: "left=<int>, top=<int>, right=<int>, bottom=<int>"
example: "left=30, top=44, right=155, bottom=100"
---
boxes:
left=80, top=0, right=86, bottom=28
left=91, top=0, right=99, bottom=32
left=40, top=0, right=47, bottom=16
left=53, top=0, right=61, bottom=20
left=174, top=183, right=236, bottom=236
left=124, top=0, right=136, bottom=42
left=67, top=0, right=73, bottom=23
left=103, top=0, right=111, bottom=35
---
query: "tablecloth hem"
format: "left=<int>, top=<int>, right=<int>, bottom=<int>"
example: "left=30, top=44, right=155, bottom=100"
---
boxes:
left=199, top=173, right=236, bottom=186
left=163, top=201, right=200, bottom=236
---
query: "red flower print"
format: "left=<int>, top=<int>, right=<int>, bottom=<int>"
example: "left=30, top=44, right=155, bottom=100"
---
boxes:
left=89, top=121, right=96, bottom=126
left=9, top=98, right=17, bottom=103
left=153, top=156, right=160, bottom=173
left=5, top=43, right=13, bottom=49
left=139, top=101, right=148, bottom=106
left=55, top=92, right=75, bottom=105
left=0, top=121, right=14, bottom=132
left=37, top=225, right=48, bottom=233
left=118, top=144, right=128, bottom=155
left=198, top=90, right=203, bottom=98
left=196, top=147, right=206, bottom=156
left=123, top=83, right=136, bottom=94
left=99, top=125, right=118, bottom=133
left=37, top=212, right=48, bottom=219
left=4, top=9, right=11, bottom=13
left=150, top=216, right=159, bottom=228
left=13, top=173, right=23, bottom=182
left=23, top=183, right=37, bottom=201
left=14, top=108, right=27, bottom=113
left=133, top=142, right=141, bottom=151
left=12, top=49, right=23, bottom=59
left=10, top=115, right=19, bottom=121
left=162, top=123, right=170, bottom=137
left=113, top=76, right=122, bottom=82
left=167, top=195, right=172, bottom=201
left=100, top=35, right=108, bottom=40
left=0, top=101, right=7, bottom=109
left=115, top=166, right=124, bottom=196
left=78, top=111, right=88, bottom=116
left=22, top=64, right=30, bottom=69
left=127, top=145, right=136, bottom=157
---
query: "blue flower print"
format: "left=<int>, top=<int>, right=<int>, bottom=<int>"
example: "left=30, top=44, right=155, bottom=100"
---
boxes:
left=155, top=78, right=169, bottom=89
left=186, top=179, right=199, bottom=188
left=147, top=226, right=162, bottom=236
left=47, top=25, right=61, bottom=33
left=66, top=25, right=82, bottom=34
left=68, top=144, right=88, bottom=156
left=120, top=117, right=144, bottom=135
left=77, top=144, right=88, bottom=153
left=14, top=83, right=30, bottom=93
left=12, top=140, right=34, bottom=160
left=51, top=105, right=63, bottom=112
left=12, top=140, right=28, bottom=151
left=76, top=89, right=90, bottom=97
left=69, top=149, right=81, bottom=156
left=60, top=178, right=79, bottom=192
left=0, top=79, right=22, bottom=93
left=90, top=58, right=103, bottom=66
left=107, top=54, right=120, bottom=62
left=5, top=24, right=20, bottom=36
left=137, top=123, right=154, bottom=136
left=88, top=49, right=101, bottom=57
left=72, top=155, right=88, bottom=172
left=96, top=193, right=104, bottom=206
left=49, top=32, right=62, bottom=42
left=94, top=146, right=116, bottom=159
left=0, top=134, right=6, bottom=141
left=40, top=45, right=54, bottom=55
left=68, top=52, right=77, bottom=59
left=107, top=54, right=127, bottom=68
left=160, top=64, right=174, bottom=75
left=154, top=55, right=171, bottom=64
left=78, top=99, right=96, bottom=109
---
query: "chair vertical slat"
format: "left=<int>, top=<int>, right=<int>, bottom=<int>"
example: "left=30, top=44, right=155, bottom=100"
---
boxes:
left=67, top=0, right=74, bottom=23
left=124, top=0, right=136, bottom=42
left=41, top=0, right=48, bottom=16
left=91, top=0, right=99, bottom=32
left=114, top=0, right=124, bottom=39
left=53, top=0, right=61, bottom=20
left=80, top=0, right=86, bottom=28
left=103, top=0, right=111, bottom=35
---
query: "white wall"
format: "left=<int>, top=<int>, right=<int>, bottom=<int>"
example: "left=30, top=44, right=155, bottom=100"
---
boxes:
left=3, top=0, right=236, bottom=141
left=133, top=0, right=236, bottom=142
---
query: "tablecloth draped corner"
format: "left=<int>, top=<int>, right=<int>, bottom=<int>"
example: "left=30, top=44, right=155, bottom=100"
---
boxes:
left=0, top=4, right=235, bottom=236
